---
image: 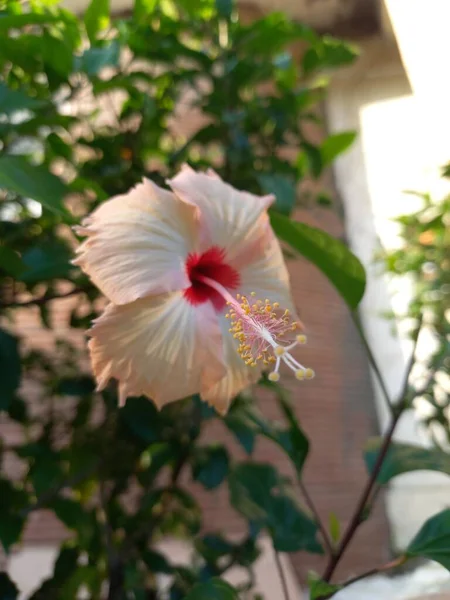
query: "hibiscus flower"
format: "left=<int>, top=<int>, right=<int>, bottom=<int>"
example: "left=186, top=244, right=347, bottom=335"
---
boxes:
left=74, top=165, right=313, bottom=414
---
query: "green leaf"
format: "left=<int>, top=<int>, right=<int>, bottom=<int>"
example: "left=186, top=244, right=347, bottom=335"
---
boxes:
left=121, top=396, right=160, bottom=444
left=0, top=12, right=60, bottom=30
left=0, top=572, right=19, bottom=600
left=134, top=0, right=157, bottom=22
left=276, top=394, right=309, bottom=474
left=47, top=133, right=73, bottom=161
left=258, top=173, right=296, bottom=215
left=78, top=41, right=120, bottom=76
left=196, top=534, right=234, bottom=561
left=321, top=132, right=356, bottom=165
left=308, top=573, right=342, bottom=600
left=30, top=448, right=63, bottom=496
left=184, top=578, right=238, bottom=600
left=248, top=403, right=309, bottom=475
left=0, top=247, right=26, bottom=277
left=192, top=446, right=229, bottom=490
left=41, top=32, right=74, bottom=77
left=224, top=412, right=256, bottom=455
left=328, top=512, right=340, bottom=544
left=299, top=142, right=323, bottom=178
left=84, top=0, right=110, bottom=43
left=0, top=156, right=69, bottom=217
left=56, top=376, right=95, bottom=396
left=19, top=242, right=72, bottom=283
left=407, top=508, right=450, bottom=570
left=0, top=515, right=24, bottom=553
left=365, top=440, right=450, bottom=485
left=142, top=550, right=173, bottom=574
left=229, top=463, right=322, bottom=553
left=270, top=212, right=366, bottom=309
left=52, top=498, right=89, bottom=531
left=7, top=396, right=28, bottom=424
left=268, top=494, right=322, bottom=553
left=0, top=329, right=21, bottom=411
left=0, top=82, right=45, bottom=115
left=53, top=546, right=80, bottom=582
left=216, top=0, right=233, bottom=19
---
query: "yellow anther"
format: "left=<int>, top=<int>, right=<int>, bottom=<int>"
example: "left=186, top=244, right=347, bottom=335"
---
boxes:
left=296, top=334, right=307, bottom=344
left=273, top=302, right=280, bottom=308
left=268, top=371, right=280, bottom=382
left=250, top=291, right=256, bottom=296
left=295, top=369, right=305, bottom=380
left=305, top=368, right=315, bottom=379
left=274, top=345, right=285, bottom=357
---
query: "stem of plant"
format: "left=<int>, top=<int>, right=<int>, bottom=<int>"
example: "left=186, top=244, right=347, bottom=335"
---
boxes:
left=351, top=311, right=394, bottom=415
left=298, top=478, right=334, bottom=556
left=274, top=549, right=291, bottom=600
left=322, top=317, right=423, bottom=584
left=321, top=404, right=403, bottom=582
left=318, top=556, right=407, bottom=600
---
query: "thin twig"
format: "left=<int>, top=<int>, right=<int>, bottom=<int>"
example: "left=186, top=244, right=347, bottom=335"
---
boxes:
left=0, top=286, right=88, bottom=308
left=318, top=556, right=407, bottom=600
left=351, top=311, right=394, bottom=415
left=322, top=408, right=402, bottom=582
left=340, top=556, right=406, bottom=589
left=322, top=318, right=423, bottom=583
left=274, top=549, right=291, bottom=600
left=298, top=478, right=334, bottom=556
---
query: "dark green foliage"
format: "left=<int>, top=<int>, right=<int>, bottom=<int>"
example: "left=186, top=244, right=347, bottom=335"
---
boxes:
left=0, top=0, right=367, bottom=597
left=407, top=509, right=450, bottom=570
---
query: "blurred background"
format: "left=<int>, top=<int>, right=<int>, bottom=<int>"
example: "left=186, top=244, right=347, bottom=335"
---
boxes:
left=0, top=0, right=449, bottom=599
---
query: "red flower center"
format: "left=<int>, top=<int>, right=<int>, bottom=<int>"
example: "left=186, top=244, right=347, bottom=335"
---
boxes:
left=184, top=246, right=240, bottom=311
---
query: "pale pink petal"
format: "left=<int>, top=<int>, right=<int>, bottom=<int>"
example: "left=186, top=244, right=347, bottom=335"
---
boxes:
left=168, top=165, right=274, bottom=263
left=201, top=315, right=262, bottom=415
left=74, top=179, right=197, bottom=305
left=238, top=227, right=298, bottom=316
left=89, top=292, right=226, bottom=409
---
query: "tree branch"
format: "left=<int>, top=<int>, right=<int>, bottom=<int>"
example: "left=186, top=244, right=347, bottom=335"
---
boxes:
left=321, top=407, right=402, bottom=582
left=0, top=286, right=89, bottom=308
left=318, top=556, right=407, bottom=599
left=322, top=318, right=423, bottom=583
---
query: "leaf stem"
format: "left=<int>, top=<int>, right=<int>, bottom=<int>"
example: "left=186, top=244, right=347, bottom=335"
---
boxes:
left=274, top=549, right=291, bottom=600
left=298, top=478, right=334, bottom=556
